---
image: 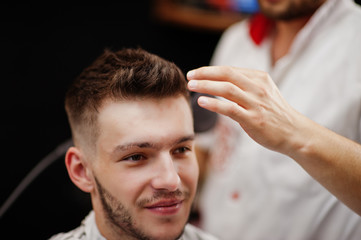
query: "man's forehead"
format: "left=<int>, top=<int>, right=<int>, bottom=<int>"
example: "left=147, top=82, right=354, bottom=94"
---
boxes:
left=96, top=96, right=194, bottom=153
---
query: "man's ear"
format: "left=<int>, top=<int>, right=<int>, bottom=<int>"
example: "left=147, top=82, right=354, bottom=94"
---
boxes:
left=65, top=147, right=94, bottom=193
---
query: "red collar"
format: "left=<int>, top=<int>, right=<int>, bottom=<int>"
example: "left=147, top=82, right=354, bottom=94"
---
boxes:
left=249, top=13, right=274, bottom=45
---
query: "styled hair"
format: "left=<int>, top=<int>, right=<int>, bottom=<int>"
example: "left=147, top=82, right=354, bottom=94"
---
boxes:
left=65, top=48, right=189, bottom=147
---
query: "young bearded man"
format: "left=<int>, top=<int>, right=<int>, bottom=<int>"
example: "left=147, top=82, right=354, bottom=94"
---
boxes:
left=49, top=48, right=218, bottom=240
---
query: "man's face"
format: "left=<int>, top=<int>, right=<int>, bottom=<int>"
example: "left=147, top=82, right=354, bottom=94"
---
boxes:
left=89, top=96, right=198, bottom=240
left=257, top=0, right=326, bottom=20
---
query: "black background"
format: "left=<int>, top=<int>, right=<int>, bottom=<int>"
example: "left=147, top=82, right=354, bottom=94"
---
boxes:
left=0, top=3, right=221, bottom=239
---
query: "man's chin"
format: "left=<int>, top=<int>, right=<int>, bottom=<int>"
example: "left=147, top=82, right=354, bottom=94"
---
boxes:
left=146, top=224, right=185, bottom=240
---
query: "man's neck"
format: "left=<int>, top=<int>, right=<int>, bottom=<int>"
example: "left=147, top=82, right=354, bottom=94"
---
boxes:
left=271, top=16, right=311, bottom=65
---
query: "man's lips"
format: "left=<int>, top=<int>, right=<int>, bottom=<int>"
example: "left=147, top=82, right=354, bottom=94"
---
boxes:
left=144, top=199, right=183, bottom=215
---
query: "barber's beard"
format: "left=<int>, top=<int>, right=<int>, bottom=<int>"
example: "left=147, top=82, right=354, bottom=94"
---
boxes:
left=94, top=177, right=189, bottom=240
left=258, top=0, right=325, bottom=21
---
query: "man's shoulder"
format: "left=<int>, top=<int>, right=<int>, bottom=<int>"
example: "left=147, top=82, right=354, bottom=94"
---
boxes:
left=48, top=212, right=96, bottom=240
left=48, top=226, right=87, bottom=240
left=182, top=224, right=219, bottom=240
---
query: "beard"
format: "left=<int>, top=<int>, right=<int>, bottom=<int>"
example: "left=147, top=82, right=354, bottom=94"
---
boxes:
left=258, top=0, right=325, bottom=21
left=94, top=176, right=189, bottom=240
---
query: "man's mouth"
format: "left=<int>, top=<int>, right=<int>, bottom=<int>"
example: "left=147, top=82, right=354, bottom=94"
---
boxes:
left=144, top=199, right=183, bottom=215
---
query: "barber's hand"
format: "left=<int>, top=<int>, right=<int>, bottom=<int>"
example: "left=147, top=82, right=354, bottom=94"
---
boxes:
left=188, top=66, right=361, bottom=217
left=187, top=66, right=307, bottom=155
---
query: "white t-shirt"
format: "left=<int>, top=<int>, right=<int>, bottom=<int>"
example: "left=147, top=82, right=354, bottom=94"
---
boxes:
left=198, top=0, right=361, bottom=239
left=49, top=211, right=218, bottom=240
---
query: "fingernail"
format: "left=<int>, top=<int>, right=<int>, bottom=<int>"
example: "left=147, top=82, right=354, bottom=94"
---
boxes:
left=187, top=70, right=195, bottom=79
left=198, top=96, right=208, bottom=106
left=188, top=80, right=197, bottom=90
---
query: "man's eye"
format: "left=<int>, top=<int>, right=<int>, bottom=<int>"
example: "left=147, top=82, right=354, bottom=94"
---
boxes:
left=123, top=154, right=145, bottom=162
left=174, top=147, right=190, bottom=154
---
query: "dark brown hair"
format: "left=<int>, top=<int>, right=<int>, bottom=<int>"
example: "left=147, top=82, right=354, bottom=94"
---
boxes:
left=65, top=48, right=189, bottom=146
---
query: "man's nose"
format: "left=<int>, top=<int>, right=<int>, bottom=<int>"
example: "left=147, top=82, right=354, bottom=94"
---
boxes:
left=151, top=153, right=181, bottom=192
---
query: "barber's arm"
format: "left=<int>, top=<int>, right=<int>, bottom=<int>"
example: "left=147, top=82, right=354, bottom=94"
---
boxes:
left=187, top=66, right=361, bottom=216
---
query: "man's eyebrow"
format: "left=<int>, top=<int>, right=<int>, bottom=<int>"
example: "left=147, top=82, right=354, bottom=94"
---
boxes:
left=176, top=134, right=195, bottom=145
left=114, top=142, right=156, bottom=152
left=113, top=134, right=195, bottom=153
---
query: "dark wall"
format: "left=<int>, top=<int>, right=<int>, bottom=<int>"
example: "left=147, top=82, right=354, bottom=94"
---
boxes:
left=0, top=3, right=221, bottom=239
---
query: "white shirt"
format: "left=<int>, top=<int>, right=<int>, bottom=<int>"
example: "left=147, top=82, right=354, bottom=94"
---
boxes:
left=199, top=0, right=361, bottom=239
left=49, top=211, right=218, bottom=240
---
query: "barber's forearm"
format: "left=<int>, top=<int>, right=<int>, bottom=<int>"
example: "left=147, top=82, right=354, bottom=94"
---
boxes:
left=286, top=116, right=361, bottom=216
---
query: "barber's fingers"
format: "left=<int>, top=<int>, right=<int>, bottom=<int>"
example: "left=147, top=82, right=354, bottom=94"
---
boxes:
left=196, top=95, right=248, bottom=124
left=188, top=65, right=236, bottom=79
left=187, top=66, right=272, bottom=94
left=188, top=79, right=255, bottom=109
left=187, top=66, right=246, bottom=89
